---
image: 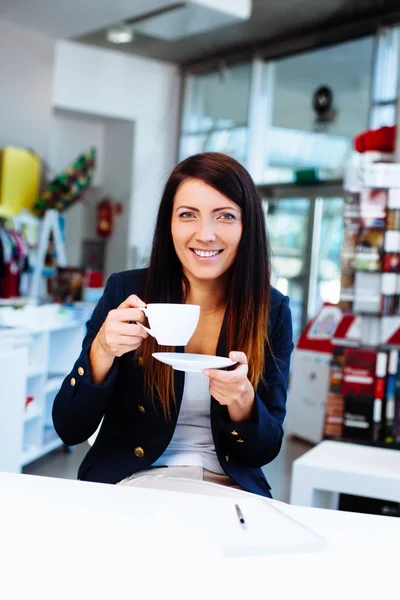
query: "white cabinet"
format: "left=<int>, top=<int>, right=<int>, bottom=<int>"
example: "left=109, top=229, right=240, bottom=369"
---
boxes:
left=0, top=346, right=28, bottom=472
left=0, top=322, right=86, bottom=472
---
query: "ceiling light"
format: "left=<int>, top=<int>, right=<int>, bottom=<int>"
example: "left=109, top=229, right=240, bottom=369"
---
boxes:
left=126, top=0, right=252, bottom=42
left=106, top=25, right=134, bottom=44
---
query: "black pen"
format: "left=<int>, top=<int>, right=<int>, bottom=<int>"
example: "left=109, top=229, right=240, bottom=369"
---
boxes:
left=235, top=503, right=246, bottom=527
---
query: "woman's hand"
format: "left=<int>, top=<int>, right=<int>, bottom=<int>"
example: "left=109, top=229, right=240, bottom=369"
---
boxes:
left=203, top=351, right=255, bottom=423
left=90, top=295, right=148, bottom=384
left=96, top=294, right=149, bottom=358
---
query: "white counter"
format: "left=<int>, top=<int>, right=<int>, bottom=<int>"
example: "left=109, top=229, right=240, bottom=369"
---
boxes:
left=0, top=471, right=397, bottom=600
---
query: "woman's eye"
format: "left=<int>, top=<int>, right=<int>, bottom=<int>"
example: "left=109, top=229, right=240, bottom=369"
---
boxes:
left=218, top=213, right=235, bottom=220
left=179, top=212, right=195, bottom=219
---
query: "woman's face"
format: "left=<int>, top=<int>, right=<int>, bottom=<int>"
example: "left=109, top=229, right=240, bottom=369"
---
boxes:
left=171, top=178, right=243, bottom=282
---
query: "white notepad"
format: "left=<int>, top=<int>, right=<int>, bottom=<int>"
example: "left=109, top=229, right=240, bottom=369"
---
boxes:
left=169, top=493, right=326, bottom=557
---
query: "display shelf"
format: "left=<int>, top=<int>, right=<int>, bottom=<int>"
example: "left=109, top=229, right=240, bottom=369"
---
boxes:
left=0, top=317, right=87, bottom=472
left=21, top=445, right=41, bottom=467
left=323, top=154, right=400, bottom=449
left=44, top=375, right=68, bottom=395
left=27, top=367, right=46, bottom=378
left=43, top=424, right=61, bottom=445
left=42, top=438, right=64, bottom=455
left=21, top=438, right=63, bottom=467
left=34, top=320, right=81, bottom=333
left=23, top=404, right=42, bottom=423
left=23, top=419, right=41, bottom=455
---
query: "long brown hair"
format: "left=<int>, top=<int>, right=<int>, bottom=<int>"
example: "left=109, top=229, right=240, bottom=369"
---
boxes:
left=137, top=152, right=271, bottom=419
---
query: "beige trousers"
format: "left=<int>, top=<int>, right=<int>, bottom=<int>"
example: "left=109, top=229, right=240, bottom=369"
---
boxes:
left=117, top=465, right=252, bottom=498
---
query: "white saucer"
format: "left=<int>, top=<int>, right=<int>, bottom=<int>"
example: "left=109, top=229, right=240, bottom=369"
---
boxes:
left=152, top=352, right=236, bottom=373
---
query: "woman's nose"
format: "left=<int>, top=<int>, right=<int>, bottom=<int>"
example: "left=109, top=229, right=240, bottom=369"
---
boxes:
left=196, top=218, right=216, bottom=242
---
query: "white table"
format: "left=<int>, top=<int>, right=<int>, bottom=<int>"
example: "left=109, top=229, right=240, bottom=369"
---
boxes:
left=0, top=472, right=399, bottom=600
left=290, top=440, right=400, bottom=509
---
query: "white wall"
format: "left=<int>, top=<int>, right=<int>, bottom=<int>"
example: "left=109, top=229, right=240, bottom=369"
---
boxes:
left=49, top=109, right=106, bottom=186
left=48, top=109, right=134, bottom=276
left=0, top=19, right=55, bottom=156
left=102, top=119, right=134, bottom=277
left=48, top=110, right=106, bottom=267
left=52, top=41, right=181, bottom=266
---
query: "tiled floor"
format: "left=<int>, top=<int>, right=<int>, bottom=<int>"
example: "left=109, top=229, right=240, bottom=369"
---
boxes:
left=23, top=435, right=312, bottom=503
left=263, top=436, right=313, bottom=502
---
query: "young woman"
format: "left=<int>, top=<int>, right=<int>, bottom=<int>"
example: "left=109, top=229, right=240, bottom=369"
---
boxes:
left=53, top=152, right=293, bottom=498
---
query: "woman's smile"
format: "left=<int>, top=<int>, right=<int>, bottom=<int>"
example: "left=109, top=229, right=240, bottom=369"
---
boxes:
left=190, top=248, right=224, bottom=261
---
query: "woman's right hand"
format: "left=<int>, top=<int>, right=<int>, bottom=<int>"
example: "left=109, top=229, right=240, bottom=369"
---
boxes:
left=95, top=294, right=149, bottom=358
left=89, top=295, right=148, bottom=384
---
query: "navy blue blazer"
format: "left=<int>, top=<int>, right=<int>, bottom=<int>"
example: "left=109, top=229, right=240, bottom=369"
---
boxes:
left=52, top=268, right=293, bottom=498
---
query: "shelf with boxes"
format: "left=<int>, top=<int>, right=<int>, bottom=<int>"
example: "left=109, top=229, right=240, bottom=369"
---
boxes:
left=323, top=157, right=400, bottom=450
left=324, top=343, right=400, bottom=450
left=0, top=306, right=90, bottom=472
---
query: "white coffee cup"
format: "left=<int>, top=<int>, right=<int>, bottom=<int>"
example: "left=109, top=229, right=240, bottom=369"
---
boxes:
left=136, top=303, right=200, bottom=346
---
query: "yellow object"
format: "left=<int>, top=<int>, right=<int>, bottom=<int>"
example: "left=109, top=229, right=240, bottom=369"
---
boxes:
left=0, top=147, right=41, bottom=217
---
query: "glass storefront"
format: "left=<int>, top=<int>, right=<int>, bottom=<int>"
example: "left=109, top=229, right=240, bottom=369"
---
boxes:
left=262, top=188, right=343, bottom=342
left=263, top=197, right=310, bottom=342
left=370, top=27, right=399, bottom=129
left=315, top=197, right=343, bottom=310
left=178, top=27, right=400, bottom=338
left=179, top=62, right=252, bottom=165
left=263, top=36, right=375, bottom=183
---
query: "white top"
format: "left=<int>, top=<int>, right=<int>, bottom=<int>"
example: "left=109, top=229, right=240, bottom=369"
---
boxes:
left=152, top=372, right=224, bottom=474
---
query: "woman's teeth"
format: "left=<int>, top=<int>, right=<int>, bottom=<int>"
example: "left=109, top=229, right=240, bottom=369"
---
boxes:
left=193, top=249, right=220, bottom=258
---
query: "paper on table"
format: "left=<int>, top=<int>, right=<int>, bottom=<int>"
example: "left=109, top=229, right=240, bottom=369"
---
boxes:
left=168, top=493, right=326, bottom=557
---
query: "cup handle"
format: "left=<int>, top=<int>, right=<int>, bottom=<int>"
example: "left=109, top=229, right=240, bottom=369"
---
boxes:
left=136, top=307, right=154, bottom=337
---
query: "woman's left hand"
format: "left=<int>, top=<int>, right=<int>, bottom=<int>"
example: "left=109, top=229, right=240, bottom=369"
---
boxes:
left=203, top=351, right=255, bottom=423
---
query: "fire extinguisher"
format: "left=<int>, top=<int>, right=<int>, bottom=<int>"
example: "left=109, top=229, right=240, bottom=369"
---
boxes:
left=96, top=197, right=113, bottom=238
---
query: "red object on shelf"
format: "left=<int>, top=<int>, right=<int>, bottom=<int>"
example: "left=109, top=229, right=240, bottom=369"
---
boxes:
left=385, top=324, right=400, bottom=345
left=296, top=303, right=343, bottom=354
left=332, top=314, right=362, bottom=346
left=25, top=396, right=34, bottom=407
left=85, top=269, right=103, bottom=288
left=354, top=125, right=396, bottom=154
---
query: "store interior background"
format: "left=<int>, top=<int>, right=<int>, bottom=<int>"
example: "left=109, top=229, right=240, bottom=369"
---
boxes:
left=1, top=0, right=399, bottom=504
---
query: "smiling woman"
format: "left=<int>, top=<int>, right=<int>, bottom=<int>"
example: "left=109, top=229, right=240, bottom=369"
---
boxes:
left=141, top=153, right=276, bottom=420
left=171, top=178, right=243, bottom=282
left=52, top=152, right=294, bottom=498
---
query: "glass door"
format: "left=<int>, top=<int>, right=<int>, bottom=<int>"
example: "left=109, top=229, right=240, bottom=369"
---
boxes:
left=311, top=196, right=343, bottom=317
left=261, top=184, right=344, bottom=343
left=263, top=197, right=311, bottom=343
